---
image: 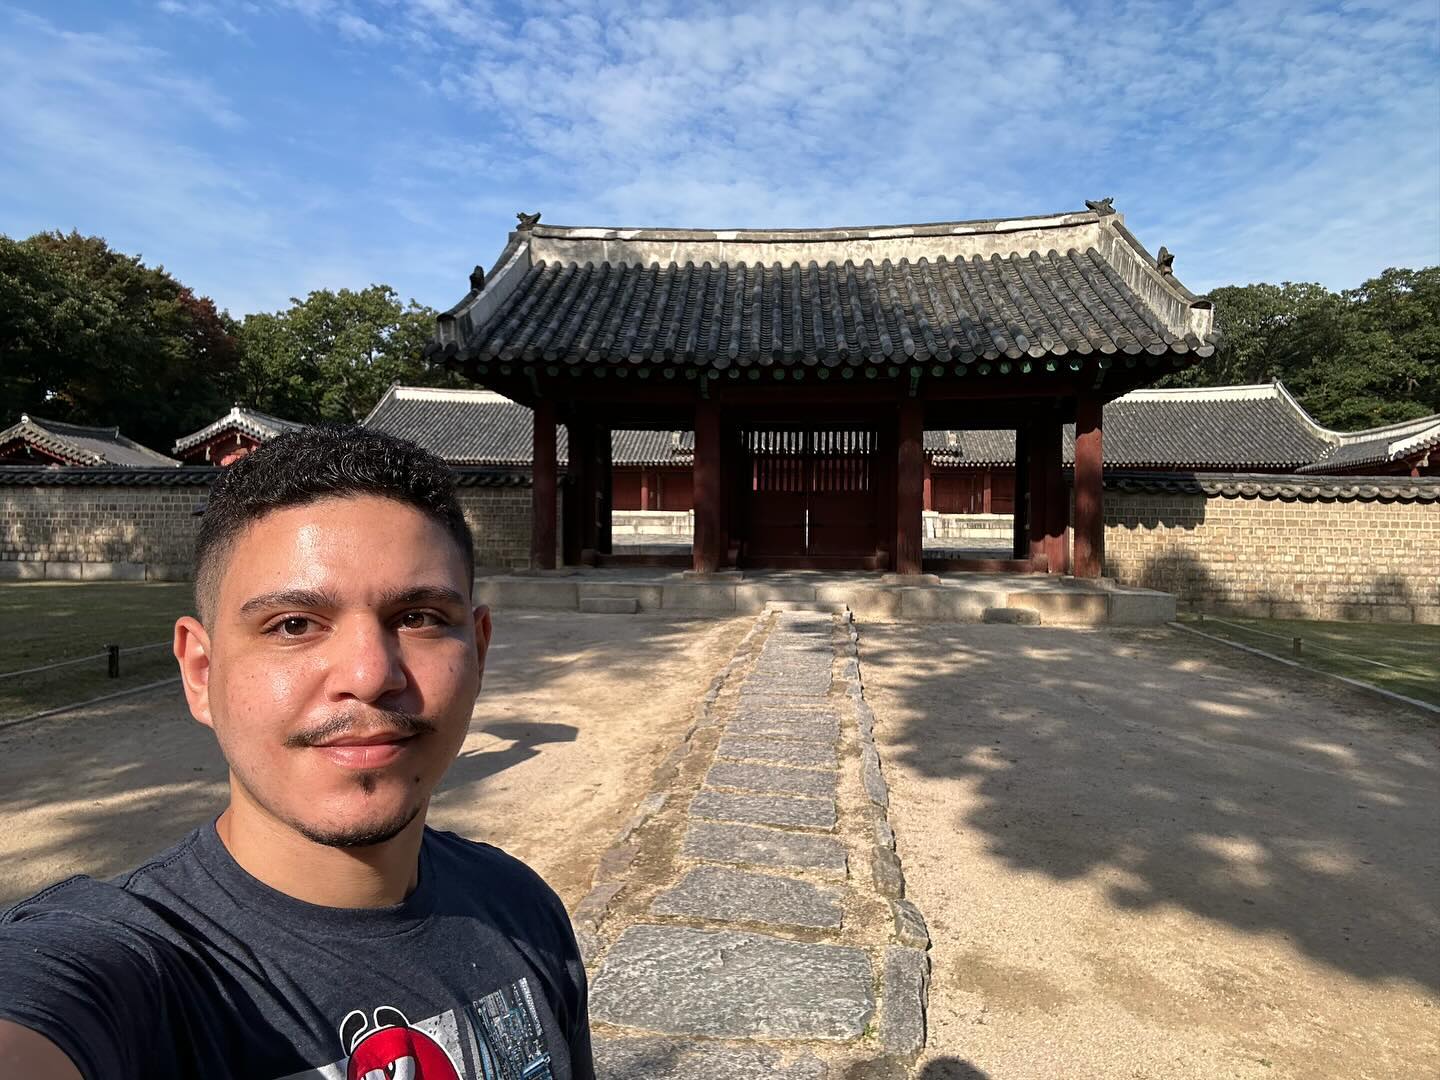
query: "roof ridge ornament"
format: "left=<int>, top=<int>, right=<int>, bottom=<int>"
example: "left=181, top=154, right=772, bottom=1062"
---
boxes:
left=1085, top=197, right=1116, bottom=216
left=469, top=264, right=485, bottom=291
left=516, top=211, right=541, bottom=231
left=1157, top=246, right=1174, bottom=276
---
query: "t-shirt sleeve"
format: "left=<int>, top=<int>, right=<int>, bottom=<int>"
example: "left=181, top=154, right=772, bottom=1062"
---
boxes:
left=0, top=909, right=165, bottom=1080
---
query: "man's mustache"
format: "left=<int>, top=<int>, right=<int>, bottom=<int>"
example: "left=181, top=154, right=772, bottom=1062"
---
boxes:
left=284, top=708, right=437, bottom=748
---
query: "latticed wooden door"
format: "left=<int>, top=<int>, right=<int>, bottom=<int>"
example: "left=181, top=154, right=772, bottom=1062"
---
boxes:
left=744, top=427, right=876, bottom=562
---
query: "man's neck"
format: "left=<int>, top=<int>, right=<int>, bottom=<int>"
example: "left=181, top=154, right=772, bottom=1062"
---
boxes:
left=215, top=795, right=427, bottom=909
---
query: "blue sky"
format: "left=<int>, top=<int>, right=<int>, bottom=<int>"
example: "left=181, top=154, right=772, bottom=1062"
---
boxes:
left=2, top=0, right=1437, bottom=318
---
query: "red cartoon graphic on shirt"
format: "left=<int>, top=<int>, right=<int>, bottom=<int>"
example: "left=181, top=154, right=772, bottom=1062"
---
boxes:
left=340, top=1007, right=461, bottom=1080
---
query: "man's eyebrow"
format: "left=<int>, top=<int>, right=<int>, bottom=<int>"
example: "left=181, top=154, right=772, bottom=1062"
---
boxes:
left=237, top=588, right=341, bottom=618
left=377, top=585, right=469, bottom=609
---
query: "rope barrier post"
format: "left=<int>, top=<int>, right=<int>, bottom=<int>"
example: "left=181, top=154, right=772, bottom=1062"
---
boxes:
left=107, top=645, right=120, bottom=679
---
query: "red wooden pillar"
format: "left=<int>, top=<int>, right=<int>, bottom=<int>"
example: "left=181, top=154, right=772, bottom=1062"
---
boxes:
left=982, top=469, right=993, bottom=514
left=1042, top=423, right=1069, bottom=575
left=531, top=399, right=557, bottom=569
left=1027, top=430, right=1047, bottom=566
left=1073, top=392, right=1105, bottom=578
left=566, top=419, right=596, bottom=560
left=896, top=400, right=925, bottom=575
left=693, top=399, right=721, bottom=573
left=640, top=469, right=650, bottom=511
left=922, top=456, right=933, bottom=511
left=595, top=424, right=612, bottom=554
left=1012, top=425, right=1030, bottom=559
left=875, top=415, right=897, bottom=566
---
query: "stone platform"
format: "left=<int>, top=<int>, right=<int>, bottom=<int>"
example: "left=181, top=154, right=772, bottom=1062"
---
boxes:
left=474, top=568, right=1175, bottom=625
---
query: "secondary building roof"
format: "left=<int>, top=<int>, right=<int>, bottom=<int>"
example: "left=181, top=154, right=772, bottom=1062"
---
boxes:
left=173, top=405, right=305, bottom=458
left=0, top=415, right=178, bottom=468
left=362, top=381, right=1434, bottom=475
left=429, top=204, right=1216, bottom=386
left=362, top=386, right=690, bottom=467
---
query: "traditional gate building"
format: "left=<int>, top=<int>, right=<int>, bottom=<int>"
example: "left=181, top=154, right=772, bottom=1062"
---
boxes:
left=428, top=204, right=1217, bottom=576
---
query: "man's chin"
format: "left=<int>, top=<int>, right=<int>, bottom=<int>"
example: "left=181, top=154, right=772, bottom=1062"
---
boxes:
left=290, top=801, right=423, bottom=850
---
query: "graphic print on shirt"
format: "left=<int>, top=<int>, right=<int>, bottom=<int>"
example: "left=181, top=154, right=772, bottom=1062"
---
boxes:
left=290, top=978, right=554, bottom=1080
left=341, top=1006, right=461, bottom=1080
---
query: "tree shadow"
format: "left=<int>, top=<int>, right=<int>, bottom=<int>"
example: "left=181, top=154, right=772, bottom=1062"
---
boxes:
left=915, top=1059, right=993, bottom=1080
left=0, top=609, right=741, bottom=906
left=862, top=621, right=1440, bottom=993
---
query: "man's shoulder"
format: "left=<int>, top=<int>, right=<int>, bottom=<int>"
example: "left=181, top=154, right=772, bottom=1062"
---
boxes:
left=2, top=828, right=204, bottom=933
left=423, top=828, right=557, bottom=895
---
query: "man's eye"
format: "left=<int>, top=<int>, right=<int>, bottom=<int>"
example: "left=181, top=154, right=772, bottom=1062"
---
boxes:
left=399, top=611, right=441, bottom=629
left=276, top=617, right=311, bottom=637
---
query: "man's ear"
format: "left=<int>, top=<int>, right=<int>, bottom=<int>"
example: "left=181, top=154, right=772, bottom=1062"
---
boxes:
left=174, top=615, right=214, bottom=730
left=473, top=604, right=493, bottom=689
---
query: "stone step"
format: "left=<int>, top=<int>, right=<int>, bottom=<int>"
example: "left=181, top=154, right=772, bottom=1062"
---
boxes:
left=580, top=596, right=640, bottom=614
left=705, top=761, right=837, bottom=798
left=982, top=605, right=1040, bottom=625
left=727, top=710, right=840, bottom=743
left=589, top=925, right=874, bottom=1039
left=690, top=790, right=837, bottom=830
left=682, top=821, right=848, bottom=878
left=651, top=866, right=843, bottom=929
left=716, top=734, right=838, bottom=769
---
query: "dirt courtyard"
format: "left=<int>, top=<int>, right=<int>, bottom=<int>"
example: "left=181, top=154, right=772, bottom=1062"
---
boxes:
left=861, top=624, right=1439, bottom=1080
left=0, top=610, right=749, bottom=909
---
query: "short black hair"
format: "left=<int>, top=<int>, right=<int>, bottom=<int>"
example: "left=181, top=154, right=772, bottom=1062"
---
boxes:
left=194, top=425, right=473, bottom=623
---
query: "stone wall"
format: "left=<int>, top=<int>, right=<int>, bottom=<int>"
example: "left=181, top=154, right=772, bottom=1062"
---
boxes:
left=0, top=468, right=539, bottom=580
left=1104, top=476, right=1440, bottom=623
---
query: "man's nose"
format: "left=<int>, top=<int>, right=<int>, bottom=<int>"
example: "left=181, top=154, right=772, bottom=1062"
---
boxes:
left=328, top=618, right=407, bottom=702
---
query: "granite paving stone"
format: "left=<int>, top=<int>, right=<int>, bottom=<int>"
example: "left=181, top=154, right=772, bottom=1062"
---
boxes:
left=592, top=1039, right=828, bottom=1080
left=717, top=735, right=838, bottom=768
left=682, top=821, right=848, bottom=878
left=706, top=761, right=837, bottom=798
left=728, top=710, right=840, bottom=742
left=589, top=925, right=874, bottom=1039
left=651, top=866, right=843, bottom=929
left=690, top=790, right=837, bottom=830
left=882, top=945, right=930, bottom=1056
left=737, top=692, right=834, bottom=709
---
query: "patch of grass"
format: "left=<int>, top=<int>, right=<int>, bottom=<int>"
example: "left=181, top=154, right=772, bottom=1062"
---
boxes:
left=1178, top=612, right=1440, bottom=708
left=0, top=582, right=195, bottom=721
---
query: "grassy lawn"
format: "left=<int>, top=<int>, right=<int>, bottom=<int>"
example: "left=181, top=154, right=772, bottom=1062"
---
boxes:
left=1178, top=612, right=1440, bottom=708
left=0, top=582, right=195, bottom=722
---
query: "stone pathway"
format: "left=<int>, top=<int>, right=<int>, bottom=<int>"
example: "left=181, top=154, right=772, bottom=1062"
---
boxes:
left=574, top=609, right=931, bottom=1078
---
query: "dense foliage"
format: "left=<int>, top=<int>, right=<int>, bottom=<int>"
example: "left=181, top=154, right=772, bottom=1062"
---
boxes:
left=0, top=233, right=452, bottom=453
left=1160, top=268, right=1440, bottom=429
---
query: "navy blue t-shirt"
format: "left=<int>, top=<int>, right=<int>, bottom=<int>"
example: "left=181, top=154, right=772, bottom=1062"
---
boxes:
left=0, top=820, right=592, bottom=1079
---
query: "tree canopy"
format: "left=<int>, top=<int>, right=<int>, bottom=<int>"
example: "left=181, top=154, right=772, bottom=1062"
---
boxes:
left=0, top=233, right=453, bottom=454
left=1160, top=267, right=1440, bottom=430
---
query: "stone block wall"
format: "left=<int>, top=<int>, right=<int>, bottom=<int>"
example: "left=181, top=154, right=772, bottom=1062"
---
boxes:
left=1105, top=486, right=1440, bottom=622
left=0, top=470, right=540, bottom=581
left=0, top=482, right=208, bottom=580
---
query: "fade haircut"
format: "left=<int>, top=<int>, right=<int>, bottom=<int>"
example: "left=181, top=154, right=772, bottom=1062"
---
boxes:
left=194, top=425, right=473, bottom=624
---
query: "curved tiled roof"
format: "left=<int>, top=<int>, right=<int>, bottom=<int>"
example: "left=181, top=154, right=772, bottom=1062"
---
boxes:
left=1105, top=471, right=1440, bottom=502
left=0, top=464, right=529, bottom=488
left=173, top=406, right=305, bottom=455
left=431, top=207, right=1216, bottom=376
left=1299, top=413, right=1440, bottom=473
left=0, top=415, right=178, bottom=467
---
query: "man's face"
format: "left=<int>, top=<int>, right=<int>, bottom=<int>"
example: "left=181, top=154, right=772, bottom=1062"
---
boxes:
left=179, top=494, right=488, bottom=848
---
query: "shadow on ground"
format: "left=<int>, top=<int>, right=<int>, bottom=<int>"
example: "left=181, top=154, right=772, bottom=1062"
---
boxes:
left=862, top=623, right=1440, bottom=994
left=0, top=611, right=721, bottom=904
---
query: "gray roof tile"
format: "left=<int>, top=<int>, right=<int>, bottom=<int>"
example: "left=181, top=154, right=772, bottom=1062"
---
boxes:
left=0, top=415, right=178, bottom=467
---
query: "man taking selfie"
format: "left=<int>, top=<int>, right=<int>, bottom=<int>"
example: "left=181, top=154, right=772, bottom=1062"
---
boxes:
left=0, top=427, right=593, bottom=1079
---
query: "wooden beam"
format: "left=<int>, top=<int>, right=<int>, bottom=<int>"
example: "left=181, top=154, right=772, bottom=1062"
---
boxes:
left=1041, top=420, right=1069, bottom=575
left=1074, top=392, right=1104, bottom=578
left=1027, top=428, right=1047, bottom=563
left=531, top=398, right=557, bottom=569
left=896, top=400, right=925, bottom=574
left=693, top=399, right=722, bottom=573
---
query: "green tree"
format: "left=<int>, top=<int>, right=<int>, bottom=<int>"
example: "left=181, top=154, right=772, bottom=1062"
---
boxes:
left=1161, top=268, right=1439, bottom=429
left=0, top=231, right=240, bottom=453
left=234, top=286, right=452, bottom=423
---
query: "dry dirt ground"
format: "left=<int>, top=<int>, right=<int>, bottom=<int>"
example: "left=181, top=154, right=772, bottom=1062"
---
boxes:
left=0, top=611, right=750, bottom=910
left=859, top=624, right=1439, bottom=1080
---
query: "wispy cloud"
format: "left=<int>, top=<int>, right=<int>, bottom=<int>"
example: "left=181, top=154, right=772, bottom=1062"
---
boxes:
left=1, top=0, right=1436, bottom=315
